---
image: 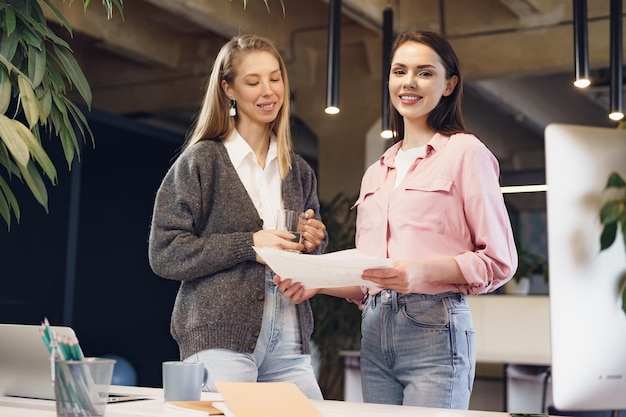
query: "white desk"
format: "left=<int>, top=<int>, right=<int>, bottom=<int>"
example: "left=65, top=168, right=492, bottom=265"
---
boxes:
left=0, top=385, right=512, bottom=417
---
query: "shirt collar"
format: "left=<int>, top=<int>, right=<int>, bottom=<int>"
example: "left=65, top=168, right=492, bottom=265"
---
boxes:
left=224, top=129, right=278, bottom=169
left=379, top=132, right=449, bottom=167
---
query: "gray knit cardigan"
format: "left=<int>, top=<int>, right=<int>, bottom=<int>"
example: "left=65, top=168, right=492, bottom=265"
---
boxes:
left=148, top=138, right=327, bottom=360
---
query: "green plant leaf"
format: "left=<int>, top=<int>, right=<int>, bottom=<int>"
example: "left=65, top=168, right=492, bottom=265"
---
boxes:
left=621, top=215, right=626, bottom=253
left=40, top=23, right=71, bottom=50
left=37, top=87, right=52, bottom=122
left=600, top=200, right=624, bottom=225
left=99, top=0, right=123, bottom=19
left=0, top=175, right=20, bottom=225
left=63, top=95, right=93, bottom=147
left=605, top=171, right=626, bottom=189
left=12, top=120, right=57, bottom=184
left=59, top=124, right=79, bottom=167
left=0, top=20, right=20, bottom=61
left=28, top=44, right=46, bottom=88
left=0, top=140, right=10, bottom=168
left=600, top=222, right=618, bottom=251
left=110, top=0, right=124, bottom=19
left=10, top=4, right=59, bottom=48
left=28, top=0, right=48, bottom=26
left=0, top=114, right=30, bottom=167
left=40, top=0, right=73, bottom=35
left=16, top=159, right=48, bottom=210
left=51, top=94, right=81, bottom=166
left=52, top=44, right=92, bottom=107
left=3, top=3, right=16, bottom=36
left=0, top=66, right=12, bottom=114
left=0, top=141, right=22, bottom=177
left=49, top=101, right=62, bottom=136
left=45, top=56, right=68, bottom=94
left=19, top=20, right=46, bottom=49
left=17, top=74, right=40, bottom=128
left=0, top=189, right=11, bottom=229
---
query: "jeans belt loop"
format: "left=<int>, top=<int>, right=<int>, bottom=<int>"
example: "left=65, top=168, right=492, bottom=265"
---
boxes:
left=391, top=290, right=399, bottom=312
left=371, top=292, right=377, bottom=309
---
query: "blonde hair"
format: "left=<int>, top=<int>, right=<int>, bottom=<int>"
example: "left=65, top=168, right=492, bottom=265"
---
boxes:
left=184, top=35, right=293, bottom=178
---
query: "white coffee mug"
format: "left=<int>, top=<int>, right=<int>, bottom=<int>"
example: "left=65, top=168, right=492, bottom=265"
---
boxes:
left=162, top=361, right=207, bottom=402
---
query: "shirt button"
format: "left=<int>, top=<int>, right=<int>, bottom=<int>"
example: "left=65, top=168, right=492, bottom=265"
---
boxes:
left=253, top=329, right=260, bottom=337
left=249, top=342, right=256, bottom=350
left=257, top=218, right=264, bottom=227
left=256, top=292, right=265, bottom=301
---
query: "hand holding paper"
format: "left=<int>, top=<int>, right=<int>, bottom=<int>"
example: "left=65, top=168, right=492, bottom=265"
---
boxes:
left=252, top=247, right=392, bottom=288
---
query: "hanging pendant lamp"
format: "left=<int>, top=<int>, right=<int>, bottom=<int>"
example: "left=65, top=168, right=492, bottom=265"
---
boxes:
left=380, top=4, right=393, bottom=139
left=325, top=0, right=341, bottom=115
left=609, top=0, right=623, bottom=121
left=573, top=0, right=590, bottom=88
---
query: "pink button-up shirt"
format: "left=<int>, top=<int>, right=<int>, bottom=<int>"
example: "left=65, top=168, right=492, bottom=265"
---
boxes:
left=354, top=133, right=517, bottom=295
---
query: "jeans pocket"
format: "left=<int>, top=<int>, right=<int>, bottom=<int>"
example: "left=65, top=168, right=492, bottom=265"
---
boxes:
left=402, top=296, right=449, bottom=328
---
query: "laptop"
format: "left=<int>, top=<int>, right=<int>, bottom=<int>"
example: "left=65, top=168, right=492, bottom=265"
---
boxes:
left=0, top=323, right=149, bottom=403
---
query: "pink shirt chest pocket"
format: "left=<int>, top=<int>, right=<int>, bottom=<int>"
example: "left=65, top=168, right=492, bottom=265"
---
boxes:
left=392, top=175, right=455, bottom=235
left=353, top=185, right=388, bottom=256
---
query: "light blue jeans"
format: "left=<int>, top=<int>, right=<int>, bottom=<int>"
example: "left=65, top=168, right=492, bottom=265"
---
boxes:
left=360, top=290, right=475, bottom=408
left=184, top=269, right=322, bottom=400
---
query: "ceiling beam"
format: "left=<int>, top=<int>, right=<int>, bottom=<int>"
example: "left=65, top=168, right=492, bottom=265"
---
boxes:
left=498, top=0, right=539, bottom=18
left=43, top=0, right=186, bottom=68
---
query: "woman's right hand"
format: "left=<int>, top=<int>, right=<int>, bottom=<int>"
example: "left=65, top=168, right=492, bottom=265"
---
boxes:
left=252, top=230, right=304, bottom=264
left=273, top=275, right=319, bottom=304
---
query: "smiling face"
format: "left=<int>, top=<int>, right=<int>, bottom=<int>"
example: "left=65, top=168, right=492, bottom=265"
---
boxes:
left=222, top=51, right=285, bottom=130
left=388, top=41, right=458, bottom=125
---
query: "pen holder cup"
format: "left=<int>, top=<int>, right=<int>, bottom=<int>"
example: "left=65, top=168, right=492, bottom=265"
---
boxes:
left=54, top=357, right=116, bottom=417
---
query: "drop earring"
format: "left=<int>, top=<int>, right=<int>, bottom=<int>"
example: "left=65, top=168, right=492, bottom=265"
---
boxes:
left=229, top=100, right=237, bottom=117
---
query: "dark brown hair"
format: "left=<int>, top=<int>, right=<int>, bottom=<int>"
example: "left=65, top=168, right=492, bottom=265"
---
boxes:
left=388, top=31, right=467, bottom=141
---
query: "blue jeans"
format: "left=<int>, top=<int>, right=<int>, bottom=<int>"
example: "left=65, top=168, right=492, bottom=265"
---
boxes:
left=184, top=269, right=322, bottom=399
left=360, top=290, right=475, bottom=408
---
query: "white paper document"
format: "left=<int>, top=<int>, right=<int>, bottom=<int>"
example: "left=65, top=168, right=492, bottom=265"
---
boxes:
left=252, top=247, right=393, bottom=288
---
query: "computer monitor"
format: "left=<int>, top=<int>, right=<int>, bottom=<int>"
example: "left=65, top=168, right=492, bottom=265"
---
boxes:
left=545, top=123, right=626, bottom=411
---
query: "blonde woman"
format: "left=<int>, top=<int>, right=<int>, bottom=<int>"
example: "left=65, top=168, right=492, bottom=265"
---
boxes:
left=149, top=35, right=327, bottom=399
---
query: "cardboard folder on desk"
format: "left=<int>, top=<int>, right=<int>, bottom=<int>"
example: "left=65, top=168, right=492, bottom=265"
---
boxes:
left=215, top=382, right=322, bottom=417
left=166, top=401, right=223, bottom=415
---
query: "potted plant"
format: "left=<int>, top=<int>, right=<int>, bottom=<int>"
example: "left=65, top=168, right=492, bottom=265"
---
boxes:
left=312, top=192, right=360, bottom=400
left=599, top=171, right=626, bottom=314
left=0, top=0, right=122, bottom=230
left=0, top=0, right=281, bottom=230
left=505, top=247, right=547, bottom=295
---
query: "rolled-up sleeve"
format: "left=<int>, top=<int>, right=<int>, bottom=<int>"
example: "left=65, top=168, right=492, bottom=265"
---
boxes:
left=453, top=142, right=517, bottom=294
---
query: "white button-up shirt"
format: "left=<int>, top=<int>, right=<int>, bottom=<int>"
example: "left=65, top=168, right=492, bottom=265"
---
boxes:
left=224, top=129, right=282, bottom=230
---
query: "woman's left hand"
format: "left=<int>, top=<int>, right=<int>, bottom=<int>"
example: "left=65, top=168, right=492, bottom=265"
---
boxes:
left=362, top=260, right=424, bottom=294
left=300, top=209, right=326, bottom=253
left=363, top=258, right=464, bottom=293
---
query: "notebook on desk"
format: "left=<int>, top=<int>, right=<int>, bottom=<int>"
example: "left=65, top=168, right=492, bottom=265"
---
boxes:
left=0, top=323, right=149, bottom=403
